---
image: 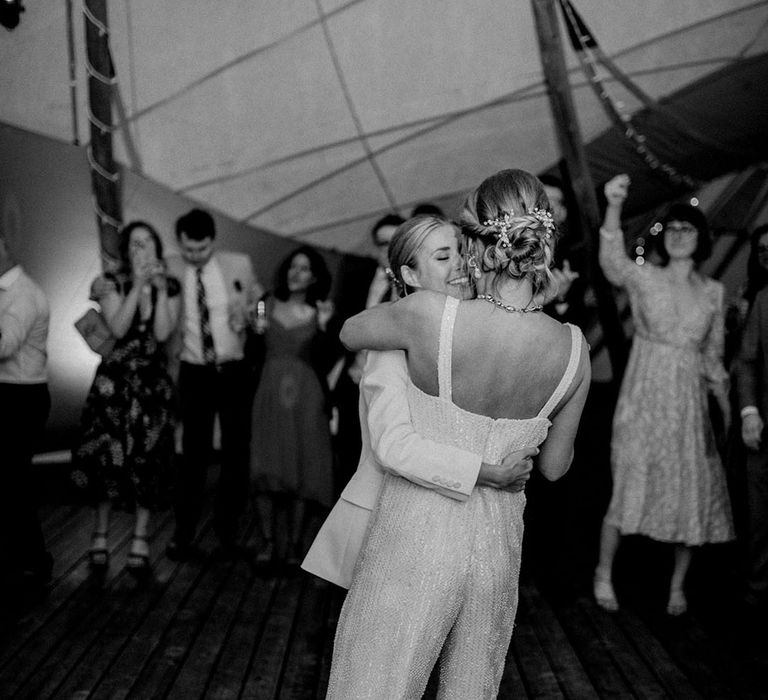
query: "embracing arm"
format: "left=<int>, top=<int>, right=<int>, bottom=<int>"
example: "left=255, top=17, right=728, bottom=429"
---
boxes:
left=363, top=350, right=536, bottom=497
left=340, top=291, right=442, bottom=352
left=536, top=337, right=591, bottom=481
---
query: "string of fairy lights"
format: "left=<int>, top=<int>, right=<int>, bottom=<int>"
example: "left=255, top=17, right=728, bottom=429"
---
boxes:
left=558, top=0, right=701, bottom=265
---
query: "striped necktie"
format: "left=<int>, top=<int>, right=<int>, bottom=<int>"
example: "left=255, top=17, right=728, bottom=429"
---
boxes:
left=196, top=267, right=217, bottom=364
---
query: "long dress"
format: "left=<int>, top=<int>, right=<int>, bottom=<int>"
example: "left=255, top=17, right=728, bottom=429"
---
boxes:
left=326, top=296, right=583, bottom=699
left=72, top=275, right=178, bottom=509
left=599, top=230, right=734, bottom=545
left=250, top=307, right=334, bottom=507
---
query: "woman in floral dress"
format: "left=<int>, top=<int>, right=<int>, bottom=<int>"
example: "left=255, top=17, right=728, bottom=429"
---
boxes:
left=72, top=221, right=180, bottom=575
left=593, top=175, right=734, bottom=615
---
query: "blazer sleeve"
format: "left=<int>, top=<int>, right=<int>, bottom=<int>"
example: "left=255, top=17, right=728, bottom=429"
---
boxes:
left=361, top=350, right=482, bottom=501
left=736, top=290, right=764, bottom=411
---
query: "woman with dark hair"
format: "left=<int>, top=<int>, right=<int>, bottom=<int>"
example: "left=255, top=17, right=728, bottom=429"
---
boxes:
left=593, top=175, right=734, bottom=616
left=72, top=220, right=181, bottom=575
left=250, top=245, right=336, bottom=564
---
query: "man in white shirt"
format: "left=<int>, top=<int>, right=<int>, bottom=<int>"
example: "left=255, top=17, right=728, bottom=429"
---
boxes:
left=0, top=230, right=52, bottom=606
left=165, top=209, right=262, bottom=560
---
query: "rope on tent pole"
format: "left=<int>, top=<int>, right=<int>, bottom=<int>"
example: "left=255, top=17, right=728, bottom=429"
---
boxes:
left=558, top=0, right=698, bottom=190
left=83, top=0, right=122, bottom=270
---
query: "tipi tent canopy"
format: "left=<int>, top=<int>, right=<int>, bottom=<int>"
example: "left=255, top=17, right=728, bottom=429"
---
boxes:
left=1, top=0, right=767, bottom=253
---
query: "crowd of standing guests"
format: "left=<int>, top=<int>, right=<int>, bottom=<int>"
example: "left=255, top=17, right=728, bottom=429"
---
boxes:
left=2, top=171, right=767, bottom=639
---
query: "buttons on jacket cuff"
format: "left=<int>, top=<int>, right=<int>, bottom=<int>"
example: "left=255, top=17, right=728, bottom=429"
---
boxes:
left=431, top=475, right=461, bottom=490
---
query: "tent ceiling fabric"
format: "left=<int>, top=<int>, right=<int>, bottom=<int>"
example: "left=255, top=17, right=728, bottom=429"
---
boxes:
left=1, top=0, right=766, bottom=254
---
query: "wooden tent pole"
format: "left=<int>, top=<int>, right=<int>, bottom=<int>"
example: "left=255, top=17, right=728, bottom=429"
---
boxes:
left=84, top=0, right=121, bottom=270
left=531, top=0, right=627, bottom=377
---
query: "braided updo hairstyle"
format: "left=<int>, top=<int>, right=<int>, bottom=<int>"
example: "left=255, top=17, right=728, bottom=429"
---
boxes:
left=387, top=215, right=459, bottom=298
left=459, top=168, right=557, bottom=298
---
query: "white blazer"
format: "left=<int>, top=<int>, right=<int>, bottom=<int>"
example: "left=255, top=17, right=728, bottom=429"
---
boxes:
left=302, top=349, right=482, bottom=588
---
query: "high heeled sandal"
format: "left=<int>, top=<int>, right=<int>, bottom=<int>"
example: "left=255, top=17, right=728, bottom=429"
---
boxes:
left=666, top=588, right=687, bottom=616
left=593, top=575, right=619, bottom=612
left=126, top=535, right=150, bottom=577
left=89, top=531, right=109, bottom=570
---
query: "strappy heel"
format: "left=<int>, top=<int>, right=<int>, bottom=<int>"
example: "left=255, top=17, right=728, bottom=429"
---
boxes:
left=127, top=534, right=150, bottom=577
left=89, top=531, right=109, bottom=571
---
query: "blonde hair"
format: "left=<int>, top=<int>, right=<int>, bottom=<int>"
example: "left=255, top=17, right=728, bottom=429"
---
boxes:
left=459, top=169, right=556, bottom=297
left=387, top=215, right=458, bottom=298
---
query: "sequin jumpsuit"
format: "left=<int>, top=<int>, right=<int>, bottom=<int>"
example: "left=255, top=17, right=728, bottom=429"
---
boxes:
left=327, top=296, right=583, bottom=699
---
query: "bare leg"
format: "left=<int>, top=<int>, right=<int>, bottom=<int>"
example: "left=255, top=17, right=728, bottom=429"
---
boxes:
left=667, top=544, right=692, bottom=616
left=89, top=501, right=110, bottom=568
left=127, top=506, right=151, bottom=573
left=288, top=498, right=306, bottom=564
left=255, top=494, right=275, bottom=563
left=594, top=519, right=621, bottom=611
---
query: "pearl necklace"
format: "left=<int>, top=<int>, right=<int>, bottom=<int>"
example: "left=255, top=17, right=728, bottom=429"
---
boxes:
left=477, top=293, right=543, bottom=314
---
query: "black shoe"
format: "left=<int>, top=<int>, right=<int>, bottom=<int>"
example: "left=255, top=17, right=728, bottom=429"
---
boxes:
left=166, top=539, right=193, bottom=561
left=127, top=535, right=151, bottom=578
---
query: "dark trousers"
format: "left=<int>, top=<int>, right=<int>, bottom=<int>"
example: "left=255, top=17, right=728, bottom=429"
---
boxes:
left=745, top=447, right=768, bottom=605
left=331, top=369, right=362, bottom=498
left=174, top=361, right=253, bottom=546
left=0, top=382, right=51, bottom=585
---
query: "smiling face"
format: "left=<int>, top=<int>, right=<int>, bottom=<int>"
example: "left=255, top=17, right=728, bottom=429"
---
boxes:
left=286, top=252, right=316, bottom=294
left=401, top=224, right=470, bottom=300
left=663, top=220, right=699, bottom=261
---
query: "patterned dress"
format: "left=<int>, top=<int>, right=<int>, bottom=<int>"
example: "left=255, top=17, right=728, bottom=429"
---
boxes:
left=72, top=275, right=179, bottom=509
left=327, top=297, right=583, bottom=699
left=250, top=306, right=335, bottom=507
left=600, top=230, right=734, bottom=545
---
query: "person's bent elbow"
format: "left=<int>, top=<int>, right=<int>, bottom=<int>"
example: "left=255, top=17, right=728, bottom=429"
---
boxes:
left=538, top=448, right=574, bottom=481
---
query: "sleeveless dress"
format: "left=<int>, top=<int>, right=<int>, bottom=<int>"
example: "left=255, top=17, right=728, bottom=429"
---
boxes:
left=327, top=297, right=583, bottom=700
left=599, top=230, right=734, bottom=545
left=71, top=275, right=179, bottom=509
left=250, top=310, right=334, bottom=507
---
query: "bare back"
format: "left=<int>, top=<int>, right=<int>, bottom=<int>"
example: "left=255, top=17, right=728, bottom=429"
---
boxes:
left=406, top=296, right=578, bottom=421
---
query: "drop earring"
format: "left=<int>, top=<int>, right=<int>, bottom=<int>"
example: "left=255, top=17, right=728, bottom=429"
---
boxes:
left=468, top=254, right=482, bottom=280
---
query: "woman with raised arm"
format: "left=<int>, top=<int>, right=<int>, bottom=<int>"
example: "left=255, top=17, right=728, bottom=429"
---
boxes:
left=593, top=174, right=734, bottom=616
left=326, top=169, right=591, bottom=699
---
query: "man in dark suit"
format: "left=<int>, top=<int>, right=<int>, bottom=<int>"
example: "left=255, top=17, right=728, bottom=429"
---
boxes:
left=329, top=214, right=404, bottom=494
left=735, top=287, right=768, bottom=615
left=165, top=208, right=263, bottom=560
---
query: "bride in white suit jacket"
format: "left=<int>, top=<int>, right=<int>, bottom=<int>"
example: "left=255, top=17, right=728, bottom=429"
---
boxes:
left=302, top=215, right=536, bottom=588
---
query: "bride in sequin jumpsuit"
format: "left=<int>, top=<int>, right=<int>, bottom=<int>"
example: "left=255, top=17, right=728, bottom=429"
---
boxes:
left=327, top=169, right=591, bottom=699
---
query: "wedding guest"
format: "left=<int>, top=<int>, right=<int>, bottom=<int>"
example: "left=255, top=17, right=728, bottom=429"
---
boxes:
left=251, top=246, right=336, bottom=565
left=330, top=214, right=405, bottom=493
left=593, top=175, right=734, bottom=616
left=165, top=208, right=262, bottom=561
left=72, top=221, right=180, bottom=575
left=735, top=272, right=768, bottom=616
left=0, top=227, right=52, bottom=602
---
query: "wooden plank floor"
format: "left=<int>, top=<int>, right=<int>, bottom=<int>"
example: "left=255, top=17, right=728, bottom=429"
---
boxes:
left=1, top=493, right=767, bottom=699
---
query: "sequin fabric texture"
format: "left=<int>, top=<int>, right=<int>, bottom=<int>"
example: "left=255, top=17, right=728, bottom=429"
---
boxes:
left=599, top=230, right=734, bottom=545
left=327, top=297, right=583, bottom=699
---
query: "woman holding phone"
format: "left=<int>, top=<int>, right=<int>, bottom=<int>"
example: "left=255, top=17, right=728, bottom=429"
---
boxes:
left=72, top=221, right=181, bottom=575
